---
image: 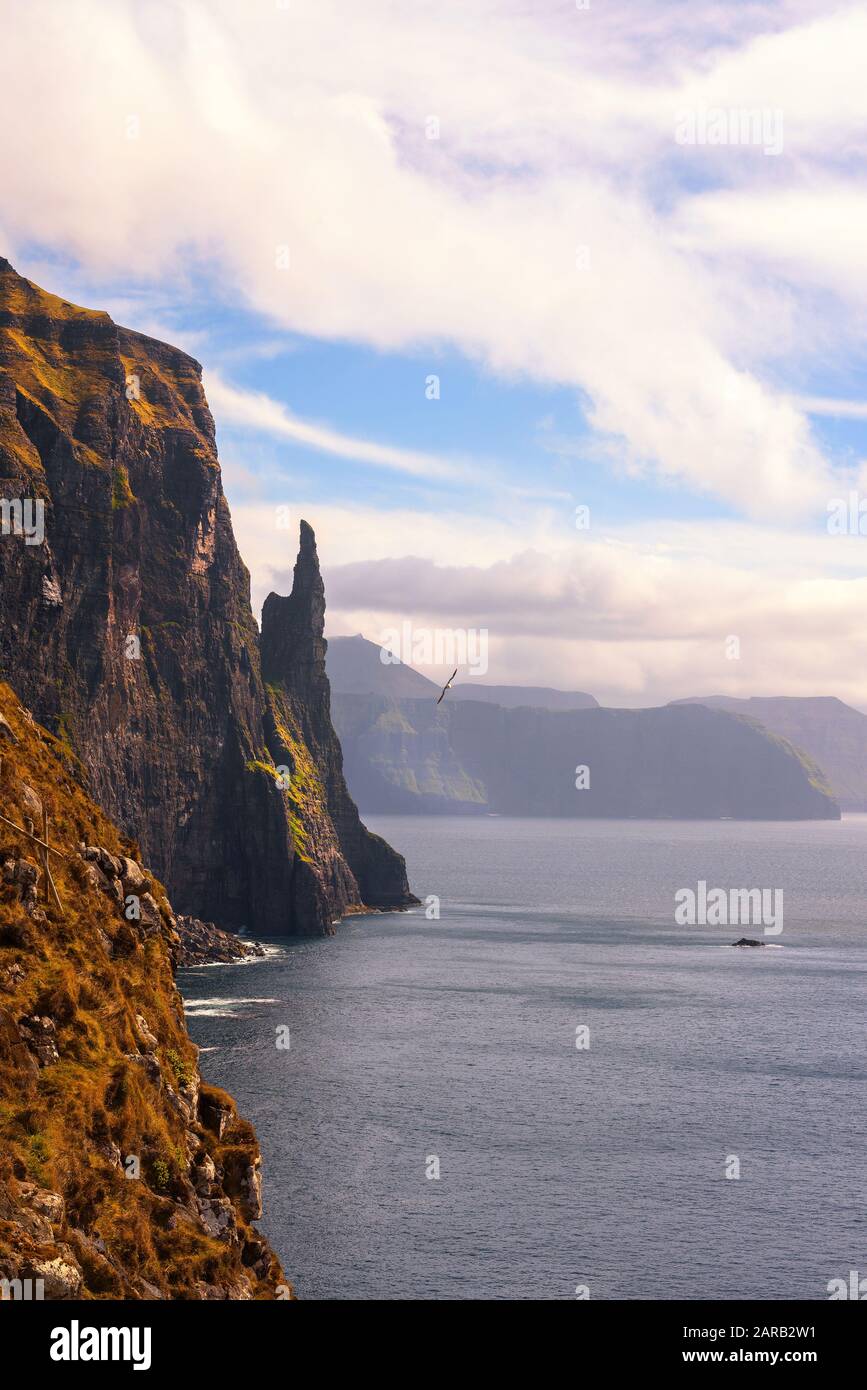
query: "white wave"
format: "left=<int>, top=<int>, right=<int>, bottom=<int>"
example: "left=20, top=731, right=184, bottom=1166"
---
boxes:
left=184, top=1007, right=240, bottom=1018
left=188, top=996, right=279, bottom=1006
left=183, top=995, right=280, bottom=1015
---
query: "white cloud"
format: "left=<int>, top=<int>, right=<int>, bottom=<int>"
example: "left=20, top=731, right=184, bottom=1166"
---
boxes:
left=231, top=499, right=867, bottom=707
left=320, top=530, right=867, bottom=706
left=675, top=184, right=867, bottom=310
left=4, top=0, right=867, bottom=705
left=205, top=371, right=464, bottom=480
left=796, top=396, right=867, bottom=421
left=0, top=0, right=860, bottom=520
left=672, top=5, right=867, bottom=153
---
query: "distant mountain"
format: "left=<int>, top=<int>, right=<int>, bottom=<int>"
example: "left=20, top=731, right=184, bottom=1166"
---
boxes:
left=672, top=695, right=867, bottom=811
left=450, top=683, right=598, bottom=710
left=326, top=634, right=440, bottom=697
left=330, top=694, right=840, bottom=820
left=326, top=634, right=598, bottom=708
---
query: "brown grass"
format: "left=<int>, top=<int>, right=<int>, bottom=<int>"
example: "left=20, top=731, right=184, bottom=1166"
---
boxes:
left=0, top=683, right=287, bottom=1298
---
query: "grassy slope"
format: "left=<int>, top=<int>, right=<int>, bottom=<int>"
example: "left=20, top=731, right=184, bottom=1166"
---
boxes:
left=0, top=683, right=287, bottom=1298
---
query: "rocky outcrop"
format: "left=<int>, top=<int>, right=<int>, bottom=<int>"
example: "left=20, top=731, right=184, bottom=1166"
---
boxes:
left=0, top=257, right=414, bottom=933
left=0, top=685, right=289, bottom=1299
left=261, top=523, right=418, bottom=911
left=175, top=916, right=265, bottom=967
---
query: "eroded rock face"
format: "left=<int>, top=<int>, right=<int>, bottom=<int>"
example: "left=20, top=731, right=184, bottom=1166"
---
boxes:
left=174, top=915, right=265, bottom=966
left=19, top=783, right=42, bottom=822
left=26, top=1250, right=83, bottom=1300
left=238, top=1156, right=263, bottom=1222
left=331, top=693, right=842, bottom=820
left=17, top=1015, right=59, bottom=1066
left=0, top=258, right=415, bottom=934
left=200, top=1092, right=232, bottom=1141
left=261, top=522, right=418, bottom=912
left=1, top=856, right=43, bottom=919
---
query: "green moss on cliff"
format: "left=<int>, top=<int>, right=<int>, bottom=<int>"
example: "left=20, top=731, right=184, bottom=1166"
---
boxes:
left=111, top=464, right=135, bottom=510
left=245, top=740, right=315, bottom=863
left=264, top=687, right=330, bottom=865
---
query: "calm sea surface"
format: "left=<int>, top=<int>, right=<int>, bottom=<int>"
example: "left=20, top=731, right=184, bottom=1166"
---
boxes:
left=180, top=815, right=867, bottom=1300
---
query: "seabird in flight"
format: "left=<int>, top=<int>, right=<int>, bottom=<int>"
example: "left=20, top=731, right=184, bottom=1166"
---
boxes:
left=436, top=669, right=458, bottom=705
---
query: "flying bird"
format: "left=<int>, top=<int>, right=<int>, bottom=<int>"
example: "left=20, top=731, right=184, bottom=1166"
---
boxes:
left=436, top=669, right=458, bottom=705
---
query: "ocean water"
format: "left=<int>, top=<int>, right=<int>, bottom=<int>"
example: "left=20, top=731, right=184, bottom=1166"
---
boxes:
left=180, top=815, right=867, bottom=1301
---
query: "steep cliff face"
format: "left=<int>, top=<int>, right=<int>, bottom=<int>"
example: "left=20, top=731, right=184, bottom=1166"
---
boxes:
left=332, top=692, right=489, bottom=812
left=674, top=695, right=867, bottom=811
left=331, top=694, right=841, bottom=820
left=0, top=685, right=288, bottom=1299
left=0, top=258, right=414, bottom=933
left=261, top=524, right=418, bottom=909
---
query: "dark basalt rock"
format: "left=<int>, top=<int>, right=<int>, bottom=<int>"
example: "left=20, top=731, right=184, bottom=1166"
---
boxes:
left=261, top=523, right=418, bottom=911
left=175, top=915, right=265, bottom=966
left=0, top=259, right=416, bottom=934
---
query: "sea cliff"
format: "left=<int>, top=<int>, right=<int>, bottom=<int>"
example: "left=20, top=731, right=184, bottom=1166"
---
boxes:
left=0, top=258, right=415, bottom=934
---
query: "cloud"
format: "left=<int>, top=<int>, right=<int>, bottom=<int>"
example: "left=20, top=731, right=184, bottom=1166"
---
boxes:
left=5, top=0, right=867, bottom=706
left=0, top=0, right=860, bottom=520
left=230, top=498, right=867, bottom=707
left=675, top=183, right=867, bottom=311
left=322, top=533, right=863, bottom=646
left=228, top=499, right=554, bottom=613
left=672, top=5, right=867, bottom=155
left=324, top=535, right=867, bottom=706
left=204, top=371, right=464, bottom=480
left=319, top=529, right=867, bottom=706
left=795, top=396, right=867, bottom=421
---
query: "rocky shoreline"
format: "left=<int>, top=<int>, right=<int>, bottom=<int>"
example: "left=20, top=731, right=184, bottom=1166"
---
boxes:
left=175, top=917, right=267, bottom=967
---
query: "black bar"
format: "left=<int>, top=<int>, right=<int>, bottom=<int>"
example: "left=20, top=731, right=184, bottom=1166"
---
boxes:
left=1, top=1297, right=861, bottom=1376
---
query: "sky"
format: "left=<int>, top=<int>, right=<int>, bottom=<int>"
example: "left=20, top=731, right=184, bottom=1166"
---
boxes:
left=2, top=0, right=867, bottom=705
